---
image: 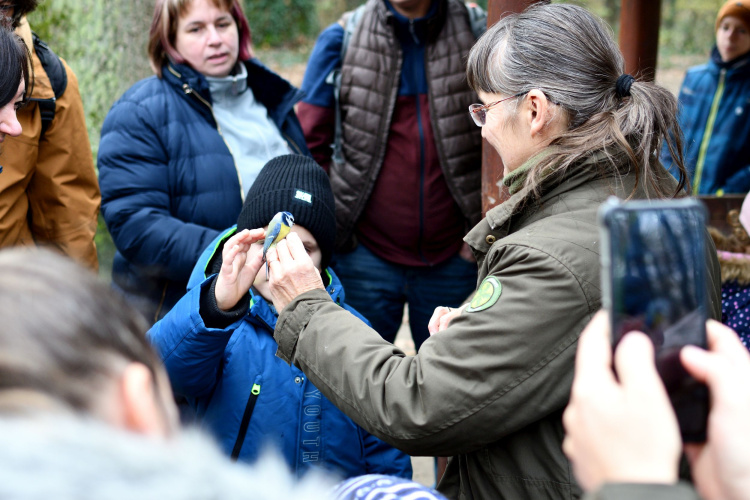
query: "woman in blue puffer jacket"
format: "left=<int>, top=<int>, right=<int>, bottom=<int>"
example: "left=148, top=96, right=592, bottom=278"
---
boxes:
left=148, top=155, right=412, bottom=479
left=98, top=0, right=310, bottom=323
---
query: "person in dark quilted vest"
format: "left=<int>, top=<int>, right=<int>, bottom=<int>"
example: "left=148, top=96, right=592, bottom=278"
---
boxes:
left=298, top=0, right=483, bottom=351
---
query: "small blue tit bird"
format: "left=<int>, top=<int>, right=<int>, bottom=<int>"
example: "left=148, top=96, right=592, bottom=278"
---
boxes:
left=263, top=211, right=295, bottom=277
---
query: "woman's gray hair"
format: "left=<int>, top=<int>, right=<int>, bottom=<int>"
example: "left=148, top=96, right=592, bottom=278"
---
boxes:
left=467, top=3, right=687, bottom=198
left=0, top=248, right=162, bottom=415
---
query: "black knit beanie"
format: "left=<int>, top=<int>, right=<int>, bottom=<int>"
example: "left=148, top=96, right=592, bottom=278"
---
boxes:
left=237, top=154, right=336, bottom=271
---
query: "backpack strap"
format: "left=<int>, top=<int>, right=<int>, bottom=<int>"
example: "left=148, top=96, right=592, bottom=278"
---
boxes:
left=29, top=32, right=68, bottom=140
left=325, top=4, right=366, bottom=169
left=464, top=2, right=487, bottom=39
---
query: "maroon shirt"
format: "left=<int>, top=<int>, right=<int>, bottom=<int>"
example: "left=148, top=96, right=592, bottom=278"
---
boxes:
left=356, top=95, right=465, bottom=266
left=298, top=96, right=465, bottom=266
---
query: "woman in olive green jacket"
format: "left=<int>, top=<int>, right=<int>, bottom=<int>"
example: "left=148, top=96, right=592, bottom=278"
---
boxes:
left=263, top=4, right=722, bottom=499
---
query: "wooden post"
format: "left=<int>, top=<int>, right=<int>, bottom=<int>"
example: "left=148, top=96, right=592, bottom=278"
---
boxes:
left=481, top=0, right=543, bottom=215
left=619, top=0, right=661, bottom=81
left=481, top=0, right=664, bottom=213
left=438, top=0, right=546, bottom=485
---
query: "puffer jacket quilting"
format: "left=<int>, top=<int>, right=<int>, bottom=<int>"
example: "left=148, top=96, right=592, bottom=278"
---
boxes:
left=332, top=0, right=482, bottom=249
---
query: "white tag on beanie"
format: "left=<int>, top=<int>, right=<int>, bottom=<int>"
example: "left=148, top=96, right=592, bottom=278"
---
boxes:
left=295, top=190, right=312, bottom=204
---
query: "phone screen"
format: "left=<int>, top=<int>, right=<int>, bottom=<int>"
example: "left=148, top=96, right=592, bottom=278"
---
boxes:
left=602, top=199, right=709, bottom=442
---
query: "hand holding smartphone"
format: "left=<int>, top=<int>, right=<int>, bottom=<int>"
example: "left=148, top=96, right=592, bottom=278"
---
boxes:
left=599, top=197, right=709, bottom=442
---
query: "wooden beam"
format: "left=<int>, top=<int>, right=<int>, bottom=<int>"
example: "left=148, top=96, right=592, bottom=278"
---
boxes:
left=619, top=0, right=661, bottom=81
left=482, top=0, right=542, bottom=215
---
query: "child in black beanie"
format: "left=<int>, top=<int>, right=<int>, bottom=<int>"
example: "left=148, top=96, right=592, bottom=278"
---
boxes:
left=147, top=154, right=411, bottom=479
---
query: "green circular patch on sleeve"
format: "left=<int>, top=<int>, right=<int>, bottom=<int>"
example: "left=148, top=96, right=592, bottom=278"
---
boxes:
left=466, top=276, right=502, bottom=313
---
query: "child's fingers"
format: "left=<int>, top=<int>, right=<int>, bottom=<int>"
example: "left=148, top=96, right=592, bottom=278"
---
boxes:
left=221, top=243, right=241, bottom=268
left=237, top=228, right=266, bottom=245
left=224, top=228, right=265, bottom=252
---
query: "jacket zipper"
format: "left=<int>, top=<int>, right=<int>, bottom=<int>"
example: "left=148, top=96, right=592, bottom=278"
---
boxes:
left=179, top=82, right=307, bottom=197
left=153, top=282, right=169, bottom=323
left=693, top=69, right=726, bottom=195
left=231, top=380, right=262, bottom=460
left=416, top=93, right=427, bottom=264
left=282, top=131, right=305, bottom=155
left=408, top=19, right=420, bottom=44
left=254, top=313, right=275, bottom=332
left=417, top=36, right=430, bottom=264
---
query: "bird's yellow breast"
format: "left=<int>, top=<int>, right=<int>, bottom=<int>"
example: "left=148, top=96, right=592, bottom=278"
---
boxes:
left=274, top=224, right=292, bottom=245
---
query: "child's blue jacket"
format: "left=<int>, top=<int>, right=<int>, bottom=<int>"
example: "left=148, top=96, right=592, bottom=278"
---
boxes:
left=660, top=48, right=750, bottom=195
left=148, top=227, right=412, bottom=478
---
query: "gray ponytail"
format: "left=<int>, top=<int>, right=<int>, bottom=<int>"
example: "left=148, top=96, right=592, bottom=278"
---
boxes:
left=466, top=3, right=687, bottom=198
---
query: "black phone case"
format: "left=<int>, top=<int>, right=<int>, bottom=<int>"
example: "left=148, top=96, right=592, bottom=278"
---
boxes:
left=598, top=196, right=709, bottom=442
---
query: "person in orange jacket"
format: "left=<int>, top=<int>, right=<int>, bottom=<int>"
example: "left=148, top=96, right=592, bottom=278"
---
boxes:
left=0, top=0, right=100, bottom=271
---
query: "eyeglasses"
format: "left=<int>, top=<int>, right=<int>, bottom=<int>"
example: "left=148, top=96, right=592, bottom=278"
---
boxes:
left=468, top=92, right=528, bottom=127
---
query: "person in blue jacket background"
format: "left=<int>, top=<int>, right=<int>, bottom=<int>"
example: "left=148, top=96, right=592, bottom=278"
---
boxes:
left=98, top=0, right=310, bottom=324
left=148, top=154, right=412, bottom=479
left=660, top=0, right=750, bottom=196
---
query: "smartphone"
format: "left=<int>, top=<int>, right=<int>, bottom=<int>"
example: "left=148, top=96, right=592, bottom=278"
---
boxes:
left=599, top=197, right=709, bottom=442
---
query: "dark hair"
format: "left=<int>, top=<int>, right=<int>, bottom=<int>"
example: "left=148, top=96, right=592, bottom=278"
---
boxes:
left=5, top=0, right=39, bottom=28
left=0, top=25, right=29, bottom=107
left=466, top=3, right=688, bottom=199
left=0, top=248, right=163, bottom=415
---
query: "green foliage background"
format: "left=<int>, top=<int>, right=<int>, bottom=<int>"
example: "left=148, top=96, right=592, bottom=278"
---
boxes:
left=27, top=0, right=723, bottom=154
left=25, top=0, right=722, bottom=276
left=557, top=0, right=724, bottom=58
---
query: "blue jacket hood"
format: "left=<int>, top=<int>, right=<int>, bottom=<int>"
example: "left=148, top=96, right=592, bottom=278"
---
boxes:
left=710, top=45, right=750, bottom=71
